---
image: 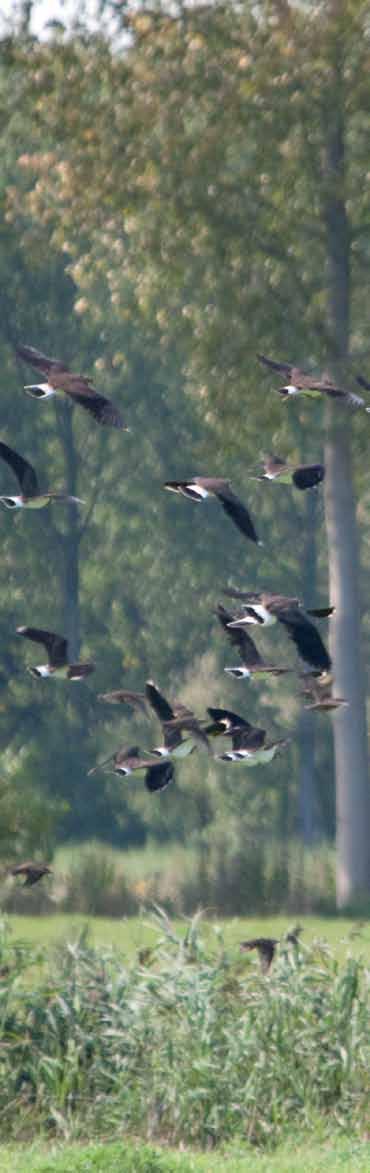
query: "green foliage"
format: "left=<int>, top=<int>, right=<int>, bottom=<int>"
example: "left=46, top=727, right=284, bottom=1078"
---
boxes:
left=0, top=916, right=369, bottom=1149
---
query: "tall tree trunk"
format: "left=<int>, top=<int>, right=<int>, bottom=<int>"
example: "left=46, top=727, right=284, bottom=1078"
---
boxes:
left=56, top=403, right=81, bottom=660
left=322, top=63, right=370, bottom=907
left=298, top=490, right=318, bottom=845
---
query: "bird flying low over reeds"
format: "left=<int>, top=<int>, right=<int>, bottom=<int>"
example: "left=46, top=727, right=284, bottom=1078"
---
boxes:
left=216, top=603, right=291, bottom=680
left=240, top=937, right=279, bottom=973
left=163, top=477, right=261, bottom=544
left=10, top=861, right=52, bottom=887
left=224, top=590, right=332, bottom=673
left=16, top=626, right=95, bottom=680
left=253, top=454, right=325, bottom=490
left=0, top=441, right=83, bottom=510
left=17, top=344, right=127, bottom=429
left=258, top=353, right=369, bottom=409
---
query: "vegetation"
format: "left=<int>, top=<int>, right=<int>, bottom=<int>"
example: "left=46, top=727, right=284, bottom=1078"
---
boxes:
left=0, top=915, right=368, bottom=1149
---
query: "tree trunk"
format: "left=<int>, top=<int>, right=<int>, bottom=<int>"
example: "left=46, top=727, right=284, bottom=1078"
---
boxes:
left=322, top=60, right=370, bottom=907
left=298, top=489, right=318, bottom=846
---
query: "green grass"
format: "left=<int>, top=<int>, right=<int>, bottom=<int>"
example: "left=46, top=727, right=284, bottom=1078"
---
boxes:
left=6, top=912, right=370, bottom=965
left=1, top=1135, right=370, bottom=1172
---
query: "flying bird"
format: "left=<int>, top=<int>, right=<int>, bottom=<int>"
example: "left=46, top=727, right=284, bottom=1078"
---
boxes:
left=240, top=937, right=278, bottom=973
left=16, top=626, right=95, bottom=680
left=163, top=477, right=260, bottom=544
left=258, top=354, right=367, bottom=409
left=10, top=862, right=52, bottom=888
left=17, top=344, right=127, bottom=429
left=0, top=441, right=83, bottom=511
left=88, top=744, right=175, bottom=792
left=206, top=706, right=289, bottom=766
left=225, top=591, right=332, bottom=673
left=145, top=680, right=210, bottom=758
left=300, top=671, right=348, bottom=713
left=216, top=737, right=290, bottom=767
left=253, top=454, right=325, bottom=491
left=216, top=603, right=291, bottom=680
left=98, top=689, right=150, bottom=717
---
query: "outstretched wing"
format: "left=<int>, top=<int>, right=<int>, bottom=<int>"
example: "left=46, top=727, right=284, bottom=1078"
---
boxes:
left=292, top=464, right=325, bottom=491
left=232, top=724, right=266, bottom=751
left=257, top=354, right=294, bottom=376
left=16, top=626, right=68, bottom=667
left=277, top=609, right=331, bottom=672
left=145, top=760, right=174, bottom=793
left=0, top=442, right=39, bottom=496
left=98, top=690, right=149, bottom=716
left=64, top=387, right=125, bottom=429
left=17, top=343, right=68, bottom=375
left=216, top=603, right=263, bottom=667
left=145, top=680, right=175, bottom=725
left=215, top=486, right=260, bottom=544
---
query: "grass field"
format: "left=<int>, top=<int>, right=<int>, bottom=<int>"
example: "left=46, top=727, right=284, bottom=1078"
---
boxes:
left=1, top=1135, right=370, bottom=1172
left=5, top=911, right=370, bottom=965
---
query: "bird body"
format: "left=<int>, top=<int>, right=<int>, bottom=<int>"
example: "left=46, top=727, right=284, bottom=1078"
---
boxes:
left=255, top=455, right=325, bottom=491
left=258, top=354, right=367, bottom=409
left=10, top=862, right=52, bottom=887
left=240, top=937, right=278, bottom=972
left=225, top=591, right=332, bottom=672
left=216, top=603, right=290, bottom=680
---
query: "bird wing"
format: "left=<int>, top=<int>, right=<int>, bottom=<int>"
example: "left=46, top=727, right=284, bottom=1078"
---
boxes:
left=292, top=464, right=325, bottom=490
left=215, top=485, right=259, bottom=544
left=16, top=343, right=68, bottom=375
left=163, top=715, right=211, bottom=753
left=16, top=626, right=68, bottom=667
left=0, top=442, right=39, bottom=496
left=257, top=354, right=294, bottom=376
left=276, top=607, right=331, bottom=672
left=357, top=373, right=370, bottom=392
left=145, top=760, right=174, bottom=793
left=216, top=604, right=263, bottom=667
left=62, top=386, right=125, bottom=429
left=207, top=707, right=250, bottom=732
left=231, top=725, right=266, bottom=751
left=145, top=681, right=175, bottom=724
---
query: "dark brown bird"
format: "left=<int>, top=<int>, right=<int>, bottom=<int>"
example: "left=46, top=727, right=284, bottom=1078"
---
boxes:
left=224, top=591, right=332, bottom=673
left=98, top=689, right=150, bottom=717
left=163, top=477, right=260, bottom=544
left=216, top=603, right=291, bottom=680
left=0, top=442, right=83, bottom=511
left=17, top=626, right=95, bottom=681
left=17, top=344, right=127, bottom=429
left=240, top=937, right=278, bottom=973
left=300, top=671, right=348, bottom=713
left=10, top=862, right=52, bottom=888
left=254, top=454, right=325, bottom=491
left=258, top=354, right=367, bottom=409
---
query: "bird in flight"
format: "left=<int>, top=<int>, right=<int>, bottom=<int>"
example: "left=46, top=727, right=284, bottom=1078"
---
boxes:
left=257, top=354, right=368, bottom=409
left=206, top=706, right=290, bottom=766
left=225, top=590, right=332, bottom=673
left=240, top=937, right=279, bottom=973
left=300, top=671, right=348, bottom=713
left=253, top=454, right=325, bottom=491
left=17, top=344, right=127, bottom=429
left=16, top=626, right=95, bottom=680
left=88, top=745, right=175, bottom=793
left=145, top=680, right=210, bottom=758
left=10, top=861, right=52, bottom=888
left=98, top=689, right=150, bottom=717
left=216, top=603, right=291, bottom=681
left=0, top=441, right=83, bottom=511
left=163, top=477, right=260, bottom=544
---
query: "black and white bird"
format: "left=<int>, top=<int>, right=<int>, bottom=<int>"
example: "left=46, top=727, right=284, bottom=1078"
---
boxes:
left=16, top=626, right=95, bottom=680
left=224, top=590, right=332, bottom=673
left=206, top=706, right=290, bottom=767
left=17, top=344, right=127, bottom=429
left=258, top=354, right=368, bottom=410
left=145, top=680, right=210, bottom=758
left=253, top=454, right=325, bottom=491
left=216, top=604, right=291, bottom=681
left=0, top=441, right=83, bottom=511
left=163, top=477, right=260, bottom=544
left=88, top=745, right=174, bottom=793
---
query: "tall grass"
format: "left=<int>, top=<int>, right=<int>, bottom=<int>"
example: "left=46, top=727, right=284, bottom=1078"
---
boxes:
left=0, top=914, right=369, bottom=1147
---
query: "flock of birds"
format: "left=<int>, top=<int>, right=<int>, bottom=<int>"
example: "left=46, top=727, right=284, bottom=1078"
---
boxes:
left=4, top=343, right=367, bottom=964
